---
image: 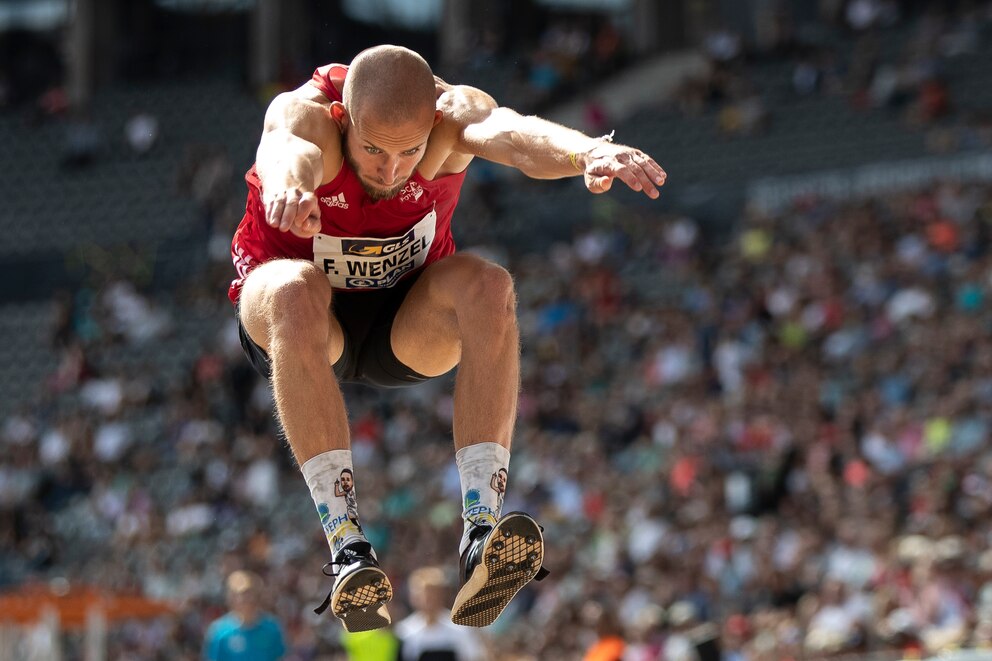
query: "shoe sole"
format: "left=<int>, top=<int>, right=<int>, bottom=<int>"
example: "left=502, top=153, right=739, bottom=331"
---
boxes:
left=331, top=566, right=393, bottom=632
left=451, top=512, right=544, bottom=627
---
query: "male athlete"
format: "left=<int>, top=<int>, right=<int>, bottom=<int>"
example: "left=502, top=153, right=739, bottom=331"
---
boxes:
left=334, top=468, right=360, bottom=528
left=229, top=45, right=666, bottom=632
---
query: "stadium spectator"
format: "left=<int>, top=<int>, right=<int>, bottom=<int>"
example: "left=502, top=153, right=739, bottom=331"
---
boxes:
left=204, top=570, right=286, bottom=661
left=125, top=111, right=160, bottom=156
left=395, top=566, right=484, bottom=661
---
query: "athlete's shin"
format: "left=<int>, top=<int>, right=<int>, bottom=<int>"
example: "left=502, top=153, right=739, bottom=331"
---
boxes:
left=456, top=442, right=511, bottom=554
left=451, top=263, right=520, bottom=450
left=302, top=450, right=370, bottom=555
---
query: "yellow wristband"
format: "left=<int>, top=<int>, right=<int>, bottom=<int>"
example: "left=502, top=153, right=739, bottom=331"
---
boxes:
left=568, top=152, right=582, bottom=171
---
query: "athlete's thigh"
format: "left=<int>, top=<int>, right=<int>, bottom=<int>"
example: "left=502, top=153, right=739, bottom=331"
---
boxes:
left=239, top=258, right=345, bottom=364
left=390, top=254, right=496, bottom=377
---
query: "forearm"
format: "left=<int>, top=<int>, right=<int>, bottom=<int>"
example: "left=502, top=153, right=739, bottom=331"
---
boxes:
left=457, top=85, right=665, bottom=198
left=256, top=129, right=324, bottom=192
left=500, top=115, right=665, bottom=198
left=464, top=108, right=605, bottom=179
left=503, top=116, right=604, bottom=178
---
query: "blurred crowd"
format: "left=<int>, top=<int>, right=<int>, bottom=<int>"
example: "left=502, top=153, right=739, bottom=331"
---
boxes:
left=4, top=2, right=992, bottom=660
left=480, top=178, right=992, bottom=660
left=5, top=173, right=992, bottom=660
left=508, top=16, right=626, bottom=114
left=452, top=11, right=627, bottom=122
left=676, top=1, right=992, bottom=142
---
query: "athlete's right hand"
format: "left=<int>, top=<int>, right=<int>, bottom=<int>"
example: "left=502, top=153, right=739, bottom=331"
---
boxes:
left=263, top=188, right=322, bottom=239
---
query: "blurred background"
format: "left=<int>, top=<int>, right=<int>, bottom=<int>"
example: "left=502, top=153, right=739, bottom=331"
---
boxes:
left=2, top=0, right=992, bottom=659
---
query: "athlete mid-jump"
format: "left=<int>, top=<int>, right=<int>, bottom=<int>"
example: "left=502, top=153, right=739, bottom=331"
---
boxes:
left=229, top=44, right=666, bottom=632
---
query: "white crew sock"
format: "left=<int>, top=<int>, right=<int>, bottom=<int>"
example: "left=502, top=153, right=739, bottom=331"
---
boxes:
left=456, top=442, right=511, bottom=554
left=301, top=450, right=369, bottom=558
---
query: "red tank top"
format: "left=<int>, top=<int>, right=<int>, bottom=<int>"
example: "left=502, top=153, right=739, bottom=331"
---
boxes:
left=228, top=63, right=466, bottom=304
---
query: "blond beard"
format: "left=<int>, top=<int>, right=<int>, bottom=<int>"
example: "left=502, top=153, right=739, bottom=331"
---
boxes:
left=342, top=133, right=408, bottom=201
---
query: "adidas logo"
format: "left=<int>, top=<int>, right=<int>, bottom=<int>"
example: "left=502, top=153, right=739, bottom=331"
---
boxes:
left=320, top=193, right=349, bottom=209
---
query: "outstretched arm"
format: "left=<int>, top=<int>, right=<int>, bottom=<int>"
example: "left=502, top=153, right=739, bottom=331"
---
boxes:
left=255, top=90, right=339, bottom=237
left=456, top=90, right=666, bottom=199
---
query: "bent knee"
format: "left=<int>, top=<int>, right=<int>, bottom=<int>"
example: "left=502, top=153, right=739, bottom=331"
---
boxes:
left=472, top=262, right=516, bottom=309
left=240, top=260, right=331, bottom=349
left=444, top=256, right=517, bottom=318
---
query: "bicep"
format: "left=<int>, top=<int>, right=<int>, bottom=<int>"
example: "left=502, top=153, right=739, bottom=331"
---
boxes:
left=446, top=84, right=519, bottom=164
left=459, top=105, right=527, bottom=166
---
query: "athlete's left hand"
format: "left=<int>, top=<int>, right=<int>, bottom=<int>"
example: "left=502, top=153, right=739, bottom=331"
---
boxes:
left=580, top=143, right=667, bottom=199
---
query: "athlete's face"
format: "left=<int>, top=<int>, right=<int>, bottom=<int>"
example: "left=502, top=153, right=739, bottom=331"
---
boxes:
left=343, top=111, right=434, bottom=201
left=495, top=469, right=507, bottom=491
left=340, top=471, right=353, bottom=492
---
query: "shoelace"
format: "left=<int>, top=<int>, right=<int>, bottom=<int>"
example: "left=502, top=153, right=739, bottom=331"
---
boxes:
left=313, top=548, right=378, bottom=616
left=465, top=518, right=494, bottom=541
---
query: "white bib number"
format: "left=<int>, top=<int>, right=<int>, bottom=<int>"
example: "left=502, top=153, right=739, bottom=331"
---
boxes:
left=312, top=210, right=437, bottom=289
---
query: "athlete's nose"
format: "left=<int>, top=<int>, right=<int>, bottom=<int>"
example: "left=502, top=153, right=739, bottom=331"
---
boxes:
left=379, top=157, right=401, bottom=185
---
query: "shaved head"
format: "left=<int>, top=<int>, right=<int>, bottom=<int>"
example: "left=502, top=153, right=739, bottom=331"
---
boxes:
left=343, top=45, right=437, bottom=126
left=336, top=46, right=439, bottom=201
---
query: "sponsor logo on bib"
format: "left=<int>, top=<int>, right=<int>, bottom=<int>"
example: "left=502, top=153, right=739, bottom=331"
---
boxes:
left=312, top=209, right=437, bottom=289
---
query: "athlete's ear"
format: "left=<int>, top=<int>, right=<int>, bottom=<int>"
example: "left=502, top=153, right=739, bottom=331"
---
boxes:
left=330, top=102, right=348, bottom=129
left=432, top=109, right=443, bottom=128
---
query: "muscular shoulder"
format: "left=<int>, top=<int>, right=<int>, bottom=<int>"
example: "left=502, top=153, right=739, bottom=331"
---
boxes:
left=425, top=84, right=498, bottom=167
left=263, top=85, right=339, bottom=151
left=436, top=83, right=498, bottom=132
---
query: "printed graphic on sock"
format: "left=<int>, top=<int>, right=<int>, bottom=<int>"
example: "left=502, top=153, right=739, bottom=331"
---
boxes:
left=334, top=468, right=363, bottom=534
left=490, top=467, right=507, bottom=513
left=456, top=443, right=511, bottom=553
left=463, top=488, right=497, bottom=527
left=317, top=502, right=363, bottom=554
left=302, top=450, right=368, bottom=556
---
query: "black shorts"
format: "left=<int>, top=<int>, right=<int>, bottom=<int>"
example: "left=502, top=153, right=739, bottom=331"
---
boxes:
left=237, top=271, right=431, bottom=388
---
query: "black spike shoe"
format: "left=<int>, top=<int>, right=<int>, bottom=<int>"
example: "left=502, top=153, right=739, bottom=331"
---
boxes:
left=451, top=512, right=549, bottom=627
left=314, top=540, right=392, bottom=632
